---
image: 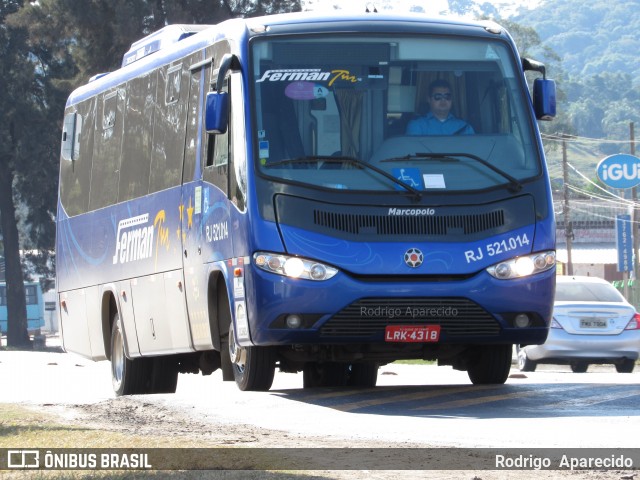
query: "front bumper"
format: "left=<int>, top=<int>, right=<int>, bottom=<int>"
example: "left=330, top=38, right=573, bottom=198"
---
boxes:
left=243, top=263, right=555, bottom=347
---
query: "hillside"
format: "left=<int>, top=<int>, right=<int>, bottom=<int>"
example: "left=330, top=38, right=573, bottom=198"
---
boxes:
left=513, top=0, right=640, bottom=82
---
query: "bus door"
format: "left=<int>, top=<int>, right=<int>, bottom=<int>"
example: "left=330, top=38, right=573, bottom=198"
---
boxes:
left=181, top=46, right=236, bottom=350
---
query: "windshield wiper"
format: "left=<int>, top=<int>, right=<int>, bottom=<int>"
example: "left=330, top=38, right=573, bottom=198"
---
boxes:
left=380, top=152, right=523, bottom=192
left=265, top=155, right=423, bottom=199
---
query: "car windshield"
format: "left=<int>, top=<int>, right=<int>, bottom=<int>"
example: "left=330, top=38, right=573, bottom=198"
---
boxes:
left=251, top=34, right=540, bottom=193
left=555, top=281, right=625, bottom=303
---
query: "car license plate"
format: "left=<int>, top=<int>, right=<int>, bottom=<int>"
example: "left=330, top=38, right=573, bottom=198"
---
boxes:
left=580, top=319, right=608, bottom=328
left=384, top=325, right=441, bottom=343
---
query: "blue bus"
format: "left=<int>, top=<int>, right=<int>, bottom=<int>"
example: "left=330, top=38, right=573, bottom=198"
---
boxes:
left=56, top=12, right=557, bottom=395
left=0, top=282, right=45, bottom=334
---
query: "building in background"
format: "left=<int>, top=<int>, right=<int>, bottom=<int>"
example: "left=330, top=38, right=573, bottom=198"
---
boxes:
left=555, top=198, right=630, bottom=281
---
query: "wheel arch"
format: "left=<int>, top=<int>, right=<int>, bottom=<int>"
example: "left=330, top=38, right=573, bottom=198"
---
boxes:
left=100, top=289, right=117, bottom=361
left=207, top=268, right=233, bottom=352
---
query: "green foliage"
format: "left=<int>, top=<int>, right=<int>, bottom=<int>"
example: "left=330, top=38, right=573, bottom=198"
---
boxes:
left=0, top=0, right=300, bottom=345
left=514, top=0, right=640, bottom=140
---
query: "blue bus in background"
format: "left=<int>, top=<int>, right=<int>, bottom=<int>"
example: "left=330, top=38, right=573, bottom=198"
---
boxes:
left=56, top=12, right=557, bottom=395
left=0, top=282, right=45, bottom=334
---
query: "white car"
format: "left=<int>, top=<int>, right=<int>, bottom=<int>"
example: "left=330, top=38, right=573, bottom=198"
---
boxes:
left=517, top=275, right=640, bottom=373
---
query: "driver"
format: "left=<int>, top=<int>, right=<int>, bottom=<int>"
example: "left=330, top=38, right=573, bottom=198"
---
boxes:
left=406, top=79, right=475, bottom=136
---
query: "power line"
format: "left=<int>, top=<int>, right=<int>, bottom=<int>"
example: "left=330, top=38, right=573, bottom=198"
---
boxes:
left=566, top=162, right=636, bottom=205
left=542, top=133, right=634, bottom=146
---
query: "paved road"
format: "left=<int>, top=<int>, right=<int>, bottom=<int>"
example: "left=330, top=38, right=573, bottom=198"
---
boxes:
left=2, top=344, right=639, bottom=449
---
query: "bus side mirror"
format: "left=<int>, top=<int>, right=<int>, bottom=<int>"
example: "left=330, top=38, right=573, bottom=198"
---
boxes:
left=205, top=91, right=229, bottom=134
left=533, top=78, right=556, bottom=121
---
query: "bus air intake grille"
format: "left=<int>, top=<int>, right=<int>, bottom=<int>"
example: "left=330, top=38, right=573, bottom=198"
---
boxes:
left=313, top=210, right=505, bottom=236
left=320, top=298, right=500, bottom=337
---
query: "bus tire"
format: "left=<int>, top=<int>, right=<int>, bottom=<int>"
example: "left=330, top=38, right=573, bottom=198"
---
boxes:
left=148, top=356, right=179, bottom=394
left=229, top=322, right=275, bottom=391
left=303, top=362, right=349, bottom=388
left=348, top=362, right=378, bottom=388
left=467, top=344, right=512, bottom=385
left=217, top=285, right=234, bottom=381
left=111, top=312, right=147, bottom=396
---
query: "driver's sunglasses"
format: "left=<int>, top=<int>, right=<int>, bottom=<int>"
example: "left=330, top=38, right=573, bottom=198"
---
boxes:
left=432, top=93, right=452, bottom=101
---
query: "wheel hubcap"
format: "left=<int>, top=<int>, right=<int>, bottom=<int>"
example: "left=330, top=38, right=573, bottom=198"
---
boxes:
left=228, top=323, right=247, bottom=372
left=112, top=326, right=124, bottom=388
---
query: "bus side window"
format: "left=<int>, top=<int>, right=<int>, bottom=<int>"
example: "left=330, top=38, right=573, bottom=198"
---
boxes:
left=150, top=63, right=188, bottom=193
left=61, top=112, right=81, bottom=162
left=90, top=89, right=123, bottom=211
left=119, top=73, right=155, bottom=202
left=25, top=285, right=37, bottom=305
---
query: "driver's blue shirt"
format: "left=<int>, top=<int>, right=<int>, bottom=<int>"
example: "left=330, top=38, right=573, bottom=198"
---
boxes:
left=406, top=112, right=475, bottom=136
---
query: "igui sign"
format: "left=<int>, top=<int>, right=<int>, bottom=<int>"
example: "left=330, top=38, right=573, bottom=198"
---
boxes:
left=597, top=154, right=640, bottom=189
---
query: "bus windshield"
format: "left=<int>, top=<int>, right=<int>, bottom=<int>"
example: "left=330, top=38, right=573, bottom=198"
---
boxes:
left=251, top=34, right=540, bottom=193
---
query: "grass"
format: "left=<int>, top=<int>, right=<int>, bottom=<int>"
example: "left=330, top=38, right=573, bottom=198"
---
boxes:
left=0, top=404, right=207, bottom=449
left=0, top=404, right=340, bottom=479
left=393, top=359, right=436, bottom=365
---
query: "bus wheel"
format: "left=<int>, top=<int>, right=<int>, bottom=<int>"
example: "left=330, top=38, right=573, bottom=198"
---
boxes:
left=111, top=312, right=147, bottom=396
left=148, top=356, right=179, bottom=394
left=303, top=362, right=349, bottom=388
left=467, top=345, right=512, bottom=385
left=348, top=363, right=379, bottom=388
left=228, top=322, right=275, bottom=391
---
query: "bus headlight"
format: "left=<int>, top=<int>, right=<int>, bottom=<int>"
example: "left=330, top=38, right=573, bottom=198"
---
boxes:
left=486, top=251, right=555, bottom=280
left=254, top=252, right=339, bottom=281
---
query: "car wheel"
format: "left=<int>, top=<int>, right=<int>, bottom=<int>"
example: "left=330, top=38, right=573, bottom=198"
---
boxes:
left=615, top=359, right=635, bottom=373
left=467, top=345, right=512, bottom=385
left=570, top=361, right=588, bottom=373
left=516, top=346, right=537, bottom=372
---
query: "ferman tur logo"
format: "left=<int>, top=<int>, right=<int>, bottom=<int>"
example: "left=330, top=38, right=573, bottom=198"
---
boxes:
left=112, top=214, right=154, bottom=265
left=404, top=248, right=424, bottom=268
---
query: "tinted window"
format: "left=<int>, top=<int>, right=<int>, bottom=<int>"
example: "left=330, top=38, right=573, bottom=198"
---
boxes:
left=252, top=35, right=540, bottom=193
left=555, top=281, right=625, bottom=303
left=25, top=285, right=38, bottom=305
left=60, top=101, right=94, bottom=216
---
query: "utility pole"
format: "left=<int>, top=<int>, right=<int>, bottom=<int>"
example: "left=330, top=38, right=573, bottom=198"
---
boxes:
left=562, top=134, right=573, bottom=276
left=631, top=122, right=638, bottom=284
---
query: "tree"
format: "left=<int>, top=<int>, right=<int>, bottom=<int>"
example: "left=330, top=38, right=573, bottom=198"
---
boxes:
left=0, top=0, right=34, bottom=347
left=1, top=0, right=301, bottom=347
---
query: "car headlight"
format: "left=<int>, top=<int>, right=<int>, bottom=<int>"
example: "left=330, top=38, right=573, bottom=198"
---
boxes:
left=486, top=251, right=555, bottom=279
left=254, top=252, right=338, bottom=281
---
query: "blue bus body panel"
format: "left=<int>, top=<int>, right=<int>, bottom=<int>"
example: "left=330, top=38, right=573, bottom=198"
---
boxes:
left=57, top=182, right=239, bottom=291
left=57, top=187, right=184, bottom=291
left=278, top=223, right=537, bottom=275
left=244, top=261, right=555, bottom=346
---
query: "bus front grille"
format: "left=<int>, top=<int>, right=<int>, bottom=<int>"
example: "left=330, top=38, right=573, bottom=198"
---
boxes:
left=314, top=209, right=505, bottom=237
left=320, top=297, right=500, bottom=337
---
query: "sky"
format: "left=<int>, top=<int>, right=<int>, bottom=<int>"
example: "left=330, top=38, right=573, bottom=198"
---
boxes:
left=300, top=0, right=543, bottom=18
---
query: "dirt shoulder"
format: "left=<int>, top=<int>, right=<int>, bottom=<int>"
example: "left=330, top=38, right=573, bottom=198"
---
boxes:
left=5, top=399, right=629, bottom=480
